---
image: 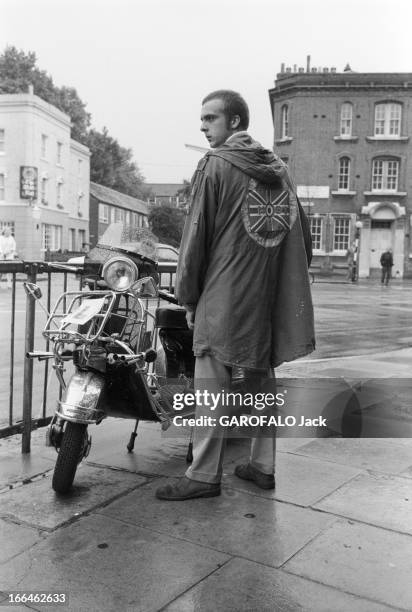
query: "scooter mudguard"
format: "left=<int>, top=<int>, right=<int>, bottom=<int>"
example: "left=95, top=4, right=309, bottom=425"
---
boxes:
left=58, top=369, right=106, bottom=424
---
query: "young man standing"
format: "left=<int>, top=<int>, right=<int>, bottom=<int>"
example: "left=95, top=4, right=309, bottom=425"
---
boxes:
left=156, top=90, right=315, bottom=501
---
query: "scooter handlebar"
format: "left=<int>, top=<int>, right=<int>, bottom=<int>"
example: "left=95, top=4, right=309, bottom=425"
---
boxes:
left=158, top=289, right=178, bottom=304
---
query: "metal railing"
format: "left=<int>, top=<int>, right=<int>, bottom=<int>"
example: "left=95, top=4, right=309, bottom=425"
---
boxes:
left=0, top=260, right=177, bottom=452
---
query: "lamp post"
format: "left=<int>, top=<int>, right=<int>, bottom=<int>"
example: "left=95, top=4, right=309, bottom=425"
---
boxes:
left=351, top=220, right=363, bottom=282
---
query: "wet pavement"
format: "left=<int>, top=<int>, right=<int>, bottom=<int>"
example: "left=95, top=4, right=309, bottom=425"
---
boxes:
left=1, top=280, right=412, bottom=610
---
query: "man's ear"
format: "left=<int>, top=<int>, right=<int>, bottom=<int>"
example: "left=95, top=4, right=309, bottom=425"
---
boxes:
left=230, top=115, right=241, bottom=129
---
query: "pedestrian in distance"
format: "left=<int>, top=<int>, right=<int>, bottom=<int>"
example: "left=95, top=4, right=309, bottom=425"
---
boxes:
left=380, top=248, right=393, bottom=286
left=346, top=242, right=356, bottom=281
left=155, top=90, right=315, bottom=501
left=0, top=227, right=17, bottom=289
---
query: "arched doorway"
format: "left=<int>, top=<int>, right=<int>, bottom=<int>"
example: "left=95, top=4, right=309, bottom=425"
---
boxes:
left=359, top=202, right=406, bottom=278
left=369, top=216, right=395, bottom=269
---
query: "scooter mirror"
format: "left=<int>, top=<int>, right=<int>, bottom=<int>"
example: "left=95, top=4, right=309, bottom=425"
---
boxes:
left=131, top=277, right=158, bottom=298
left=23, top=282, right=43, bottom=300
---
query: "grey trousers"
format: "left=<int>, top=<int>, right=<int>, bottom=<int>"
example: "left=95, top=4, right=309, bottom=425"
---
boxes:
left=185, top=354, right=276, bottom=484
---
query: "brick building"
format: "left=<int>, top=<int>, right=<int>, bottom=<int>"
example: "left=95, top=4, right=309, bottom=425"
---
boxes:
left=0, top=90, right=90, bottom=260
left=146, top=183, right=186, bottom=208
left=269, top=60, right=412, bottom=278
left=90, top=182, right=148, bottom=248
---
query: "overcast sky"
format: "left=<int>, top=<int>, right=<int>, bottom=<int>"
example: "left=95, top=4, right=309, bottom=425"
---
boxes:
left=2, top=0, right=412, bottom=183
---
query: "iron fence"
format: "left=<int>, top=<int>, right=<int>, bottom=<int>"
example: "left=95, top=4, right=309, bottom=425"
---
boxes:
left=0, top=260, right=177, bottom=452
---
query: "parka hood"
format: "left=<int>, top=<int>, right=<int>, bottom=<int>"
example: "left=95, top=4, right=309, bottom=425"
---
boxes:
left=208, top=132, right=287, bottom=185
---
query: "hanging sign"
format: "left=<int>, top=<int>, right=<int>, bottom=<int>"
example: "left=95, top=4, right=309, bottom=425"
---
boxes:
left=20, top=166, right=38, bottom=199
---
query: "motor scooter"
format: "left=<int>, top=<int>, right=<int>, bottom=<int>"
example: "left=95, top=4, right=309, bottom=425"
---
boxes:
left=26, top=225, right=195, bottom=493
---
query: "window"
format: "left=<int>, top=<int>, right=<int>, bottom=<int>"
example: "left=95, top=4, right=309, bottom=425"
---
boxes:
left=371, top=220, right=392, bottom=229
left=374, top=103, right=401, bottom=136
left=340, top=103, right=352, bottom=136
left=69, top=228, right=76, bottom=251
left=41, top=178, right=48, bottom=204
left=78, top=159, right=83, bottom=177
left=125, top=210, right=130, bottom=224
left=111, top=207, right=116, bottom=223
left=114, top=208, right=123, bottom=222
left=0, top=129, right=5, bottom=153
left=0, top=173, right=4, bottom=200
left=0, top=221, right=14, bottom=234
left=57, top=183, right=63, bottom=207
left=57, top=142, right=63, bottom=165
left=281, top=105, right=289, bottom=138
left=99, top=203, right=109, bottom=223
left=338, top=157, right=350, bottom=190
left=333, top=217, right=350, bottom=251
left=41, top=224, right=62, bottom=251
left=131, top=212, right=138, bottom=226
left=309, top=217, right=323, bottom=251
left=41, top=134, right=48, bottom=158
left=372, top=159, right=399, bottom=191
left=78, top=229, right=86, bottom=250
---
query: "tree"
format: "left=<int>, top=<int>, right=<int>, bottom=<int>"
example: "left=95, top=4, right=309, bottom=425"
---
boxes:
left=0, top=46, right=90, bottom=142
left=177, top=179, right=191, bottom=199
left=0, top=46, right=148, bottom=197
left=55, top=86, right=90, bottom=143
left=85, top=128, right=147, bottom=199
left=148, top=205, right=185, bottom=247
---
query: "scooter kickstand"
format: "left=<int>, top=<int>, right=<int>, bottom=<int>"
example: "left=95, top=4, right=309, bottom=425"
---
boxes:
left=127, top=419, right=139, bottom=453
left=186, top=427, right=194, bottom=463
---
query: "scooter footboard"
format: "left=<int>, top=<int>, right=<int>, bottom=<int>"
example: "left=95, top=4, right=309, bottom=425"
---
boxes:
left=58, top=369, right=106, bottom=424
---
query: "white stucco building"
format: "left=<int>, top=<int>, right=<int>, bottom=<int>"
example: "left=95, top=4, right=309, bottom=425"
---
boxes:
left=0, top=89, right=90, bottom=260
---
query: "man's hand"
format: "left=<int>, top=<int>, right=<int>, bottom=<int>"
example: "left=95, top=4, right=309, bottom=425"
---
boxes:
left=185, top=309, right=195, bottom=330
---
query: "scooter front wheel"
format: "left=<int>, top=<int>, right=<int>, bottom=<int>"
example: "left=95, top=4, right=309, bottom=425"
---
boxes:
left=52, top=422, right=88, bottom=494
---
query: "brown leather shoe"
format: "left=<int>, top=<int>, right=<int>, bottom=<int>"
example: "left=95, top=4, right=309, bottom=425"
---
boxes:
left=234, top=463, right=275, bottom=490
left=155, top=477, right=221, bottom=500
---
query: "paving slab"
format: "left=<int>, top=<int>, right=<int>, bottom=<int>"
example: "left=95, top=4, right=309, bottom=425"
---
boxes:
left=162, top=556, right=398, bottom=612
left=0, top=513, right=229, bottom=612
left=276, top=437, right=316, bottom=452
left=86, top=418, right=248, bottom=476
left=400, top=465, right=412, bottom=479
left=0, top=600, right=31, bottom=612
left=223, top=451, right=362, bottom=506
left=0, top=518, right=43, bottom=564
left=0, top=452, right=55, bottom=490
left=314, top=472, right=412, bottom=534
left=98, top=478, right=336, bottom=567
left=0, top=429, right=56, bottom=489
left=0, top=465, right=147, bottom=530
left=284, top=519, right=412, bottom=611
left=292, top=438, right=412, bottom=474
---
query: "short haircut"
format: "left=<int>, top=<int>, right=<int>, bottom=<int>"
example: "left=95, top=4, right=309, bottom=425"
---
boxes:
left=202, top=90, right=250, bottom=130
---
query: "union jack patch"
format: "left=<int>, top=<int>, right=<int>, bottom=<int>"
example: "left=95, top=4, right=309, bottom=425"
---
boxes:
left=241, top=178, right=298, bottom=247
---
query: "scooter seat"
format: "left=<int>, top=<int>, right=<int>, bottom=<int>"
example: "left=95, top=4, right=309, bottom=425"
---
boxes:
left=155, top=306, right=188, bottom=329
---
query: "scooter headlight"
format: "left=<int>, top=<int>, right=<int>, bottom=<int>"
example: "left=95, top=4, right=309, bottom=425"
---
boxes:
left=102, top=257, right=138, bottom=292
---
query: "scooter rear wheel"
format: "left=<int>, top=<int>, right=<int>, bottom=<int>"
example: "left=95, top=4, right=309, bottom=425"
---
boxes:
left=52, top=422, right=88, bottom=494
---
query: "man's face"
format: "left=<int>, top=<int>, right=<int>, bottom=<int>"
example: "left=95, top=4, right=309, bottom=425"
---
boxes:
left=200, top=98, right=235, bottom=148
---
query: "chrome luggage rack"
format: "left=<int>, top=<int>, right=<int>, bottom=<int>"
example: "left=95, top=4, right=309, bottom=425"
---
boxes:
left=42, top=290, right=119, bottom=343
